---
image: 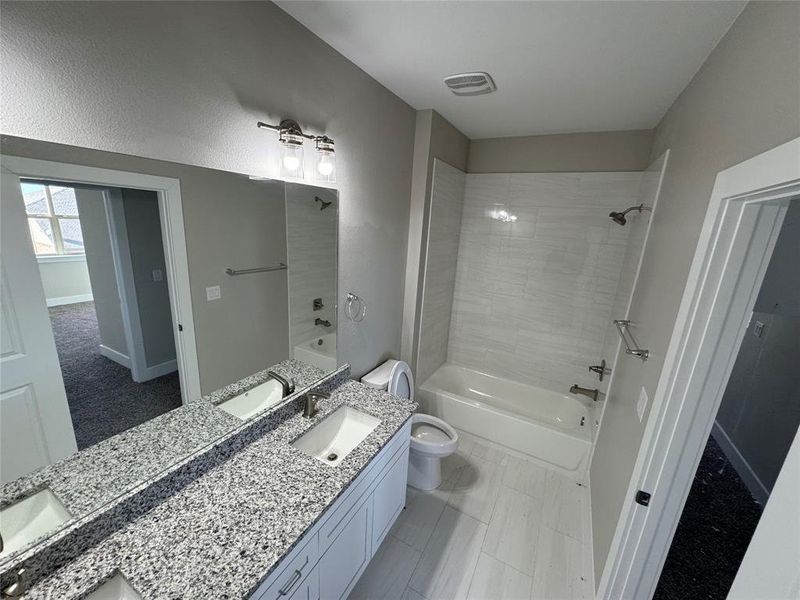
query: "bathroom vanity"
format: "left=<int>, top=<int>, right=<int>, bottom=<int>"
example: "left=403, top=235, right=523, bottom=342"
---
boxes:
left=8, top=371, right=414, bottom=599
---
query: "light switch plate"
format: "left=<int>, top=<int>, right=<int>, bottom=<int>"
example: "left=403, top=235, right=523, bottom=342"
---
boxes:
left=152, top=269, right=164, bottom=282
left=206, top=285, right=221, bottom=301
left=637, top=387, right=648, bottom=422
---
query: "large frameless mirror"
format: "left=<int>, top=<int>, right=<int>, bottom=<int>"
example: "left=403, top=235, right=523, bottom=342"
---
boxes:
left=0, top=135, right=338, bottom=564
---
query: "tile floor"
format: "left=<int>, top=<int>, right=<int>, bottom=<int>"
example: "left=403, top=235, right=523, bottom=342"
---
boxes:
left=348, top=430, right=594, bottom=600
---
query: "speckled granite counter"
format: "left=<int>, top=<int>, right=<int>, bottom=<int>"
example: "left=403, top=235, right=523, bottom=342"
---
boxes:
left=22, top=379, right=415, bottom=599
left=0, top=360, right=326, bottom=520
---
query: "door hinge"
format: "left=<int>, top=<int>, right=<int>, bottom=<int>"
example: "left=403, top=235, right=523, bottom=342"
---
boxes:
left=178, top=324, right=183, bottom=332
left=635, top=490, right=651, bottom=507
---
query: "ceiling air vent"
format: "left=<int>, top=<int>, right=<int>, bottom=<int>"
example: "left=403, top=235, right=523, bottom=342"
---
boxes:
left=443, top=72, right=497, bottom=96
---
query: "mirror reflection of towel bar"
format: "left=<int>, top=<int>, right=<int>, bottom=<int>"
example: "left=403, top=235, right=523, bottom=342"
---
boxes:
left=226, top=263, right=287, bottom=276
left=614, top=319, right=649, bottom=361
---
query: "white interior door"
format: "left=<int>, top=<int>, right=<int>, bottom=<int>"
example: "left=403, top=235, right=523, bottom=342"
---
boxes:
left=0, top=165, right=78, bottom=484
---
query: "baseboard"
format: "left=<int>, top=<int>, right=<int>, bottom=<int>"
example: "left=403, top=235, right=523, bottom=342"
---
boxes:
left=136, top=359, right=178, bottom=382
left=99, top=344, right=131, bottom=369
left=46, top=293, right=93, bottom=307
left=711, top=421, right=769, bottom=505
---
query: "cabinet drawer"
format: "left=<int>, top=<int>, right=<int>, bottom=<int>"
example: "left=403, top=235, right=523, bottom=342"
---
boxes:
left=287, top=568, right=319, bottom=600
left=254, top=536, right=319, bottom=600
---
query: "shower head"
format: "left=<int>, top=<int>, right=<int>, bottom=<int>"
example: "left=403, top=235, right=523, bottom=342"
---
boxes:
left=609, top=204, right=648, bottom=226
left=315, top=196, right=332, bottom=211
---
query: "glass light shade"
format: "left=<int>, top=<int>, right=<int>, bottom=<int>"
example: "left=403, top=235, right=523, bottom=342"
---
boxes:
left=279, top=134, right=304, bottom=179
left=316, top=149, right=336, bottom=183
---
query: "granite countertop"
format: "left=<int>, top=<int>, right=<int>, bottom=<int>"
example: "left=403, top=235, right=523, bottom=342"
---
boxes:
left=24, top=379, right=415, bottom=599
left=0, top=360, right=326, bottom=518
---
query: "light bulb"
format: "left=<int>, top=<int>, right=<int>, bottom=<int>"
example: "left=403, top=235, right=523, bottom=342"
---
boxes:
left=283, top=155, right=301, bottom=172
left=317, top=158, right=334, bottom=176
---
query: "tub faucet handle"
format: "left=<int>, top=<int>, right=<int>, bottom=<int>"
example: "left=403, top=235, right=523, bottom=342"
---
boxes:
left=588, top=359, right=611, bottom=382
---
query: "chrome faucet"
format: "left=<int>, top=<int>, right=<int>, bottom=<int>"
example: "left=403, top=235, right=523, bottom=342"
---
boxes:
left=303, top=392, right=329, bottom=418
left=570, top=384, right=600, bottom=402
left=267, top=370, right=295, bottom=397
left=1, top=568, right=27, bottom=598
left=315, top=318, right=332, bottom=328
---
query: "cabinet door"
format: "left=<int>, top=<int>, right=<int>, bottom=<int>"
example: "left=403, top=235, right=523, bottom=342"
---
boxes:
left=371, top=449, right=408, bottom=549
left=319, top=497, right=371, bottom=600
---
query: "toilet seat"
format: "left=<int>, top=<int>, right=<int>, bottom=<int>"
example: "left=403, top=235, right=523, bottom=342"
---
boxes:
left=388, top=361, right=414, bottom=401
left=410, top=414, right=458, bottom=457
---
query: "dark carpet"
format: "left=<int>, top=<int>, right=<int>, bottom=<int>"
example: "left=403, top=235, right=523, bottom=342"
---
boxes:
left=653, top=435, right=764, bottom=600
left=49, top=301, right=182, bottom=450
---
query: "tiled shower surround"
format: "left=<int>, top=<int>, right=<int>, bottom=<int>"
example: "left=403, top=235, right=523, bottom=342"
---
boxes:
left=286, top=185, right=338, bottom=348
left=419, top=161, right=647, bottom=394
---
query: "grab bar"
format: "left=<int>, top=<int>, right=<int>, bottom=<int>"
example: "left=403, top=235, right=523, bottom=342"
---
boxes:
left=225, top=263, right=287, bottom=276
left=614, top=319, right=649, bottom=361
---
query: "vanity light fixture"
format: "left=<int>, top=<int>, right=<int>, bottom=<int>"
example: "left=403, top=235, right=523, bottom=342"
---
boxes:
left=257, top=119, right=336, bottom=182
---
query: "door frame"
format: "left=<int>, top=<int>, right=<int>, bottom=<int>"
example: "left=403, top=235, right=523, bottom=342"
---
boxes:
left=598, top=137, right=800, bottom=599
left=0, top=155, right=201, bottom=404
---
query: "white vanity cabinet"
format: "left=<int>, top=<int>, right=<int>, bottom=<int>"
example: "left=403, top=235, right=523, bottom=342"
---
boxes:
left=251, top=420, right=411, bottom=600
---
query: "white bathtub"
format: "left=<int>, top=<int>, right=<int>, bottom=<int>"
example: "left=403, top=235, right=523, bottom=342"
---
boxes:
left=293, top=333, right=337, bottom=372
left=417, top=364, right=592, bottom=473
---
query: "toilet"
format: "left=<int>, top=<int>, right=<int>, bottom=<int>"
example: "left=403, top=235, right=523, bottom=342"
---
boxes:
left=362, top=359, right=458, bottom=491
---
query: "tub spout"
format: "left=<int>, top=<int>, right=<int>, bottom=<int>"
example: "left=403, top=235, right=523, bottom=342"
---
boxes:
left=570, top=384, right=600, bottom=402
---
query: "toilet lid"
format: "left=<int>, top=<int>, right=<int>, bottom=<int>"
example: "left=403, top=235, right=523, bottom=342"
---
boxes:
left=388, top=361, right=414, bottom=401
left=411, top=422, right=450, bottom=443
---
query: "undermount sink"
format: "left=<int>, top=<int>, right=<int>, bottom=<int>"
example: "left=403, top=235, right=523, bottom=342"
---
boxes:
left=218, top=379, right=285, bottom=420
left=0, top=488, right=72, bottom=557
left=293, top=406, right=380, bottom=466
left=85, top=573, right=141, bottom=600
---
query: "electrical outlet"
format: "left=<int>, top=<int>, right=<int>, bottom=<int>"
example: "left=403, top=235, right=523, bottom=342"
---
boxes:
left=206, top=285, right=221, bottom=301
left=637, top=387, right=648, bottom=422
left=753, top=320, right=765, bottom=338
left=152, top=269, right=164, bottom=282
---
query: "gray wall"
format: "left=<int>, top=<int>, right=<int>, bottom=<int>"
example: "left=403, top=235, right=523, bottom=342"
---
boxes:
left=715, top=200, right=800, bottom=496
left=590, top=1, right=800, bottom=582
left=401, top=110, right=470, bottom=373
left=120, top=188, right=176, bottom=368
left=467, top=130, right=654, bottom=174
left=0, top=0, right=415, bottom=379
left=75, top=189, right=128, bottom=358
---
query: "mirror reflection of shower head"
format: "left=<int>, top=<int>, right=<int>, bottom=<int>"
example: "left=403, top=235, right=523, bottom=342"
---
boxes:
left=609, top=204, right=649, bottom=226
left=315, top=196, right=332, bottom=211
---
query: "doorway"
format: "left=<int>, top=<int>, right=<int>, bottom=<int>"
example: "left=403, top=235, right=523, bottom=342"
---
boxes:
left=21, top=180, right=182, bottom=449
left=653, top=199, right=800, bottom=599
left=598, top=138, right=800, bottom=600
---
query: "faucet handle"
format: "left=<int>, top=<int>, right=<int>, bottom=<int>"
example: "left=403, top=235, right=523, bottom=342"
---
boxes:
left=2, top=568, right=27, bottom=598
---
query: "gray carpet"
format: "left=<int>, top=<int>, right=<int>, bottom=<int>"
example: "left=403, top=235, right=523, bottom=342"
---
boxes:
left=49, top=301, right=182, bottom=450
left=653, top=435, right=763, bottom=600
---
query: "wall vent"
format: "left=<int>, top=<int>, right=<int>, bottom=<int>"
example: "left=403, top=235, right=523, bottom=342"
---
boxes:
left=443, top=72, right=497, bottom=96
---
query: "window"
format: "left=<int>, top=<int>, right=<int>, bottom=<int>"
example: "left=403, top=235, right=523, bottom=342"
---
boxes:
left=22, top=182, right=85, bottom=256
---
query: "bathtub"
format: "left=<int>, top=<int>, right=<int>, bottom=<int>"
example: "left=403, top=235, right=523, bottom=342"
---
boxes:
left=417, top=364, right=592, bottom=473
left=293, top=333, right=337, bottom=372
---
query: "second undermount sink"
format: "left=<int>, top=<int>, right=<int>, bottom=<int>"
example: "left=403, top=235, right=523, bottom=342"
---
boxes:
left=84, top=573, right=141, bottom=600
left=0, top=488, right=72, bottom=558
left=218, top=379, right=285, bottom=420
left=293, top=406, right=380, bottom=466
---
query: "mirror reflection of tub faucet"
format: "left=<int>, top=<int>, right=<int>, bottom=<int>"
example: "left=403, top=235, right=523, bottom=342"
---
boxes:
left=315, top=318, right=332, bottom=328
left=267, top=370, right=295, bottom=397
left=570, top=384, right=600, bottom=402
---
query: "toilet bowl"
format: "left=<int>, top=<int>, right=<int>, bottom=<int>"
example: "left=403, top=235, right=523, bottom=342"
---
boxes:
left=361, top=360, right=458, bottom=491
